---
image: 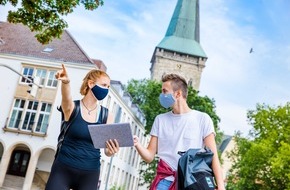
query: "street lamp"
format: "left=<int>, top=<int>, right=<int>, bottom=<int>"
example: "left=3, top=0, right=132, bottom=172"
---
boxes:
left=0, top=63, right=42, bottom=97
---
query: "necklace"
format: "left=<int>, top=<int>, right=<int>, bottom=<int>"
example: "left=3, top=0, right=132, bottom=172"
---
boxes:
left=81, top=99, right=98, bottom=115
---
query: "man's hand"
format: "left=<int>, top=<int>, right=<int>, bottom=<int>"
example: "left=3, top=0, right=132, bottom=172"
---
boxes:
left=133, top=135, right=139, bottom=146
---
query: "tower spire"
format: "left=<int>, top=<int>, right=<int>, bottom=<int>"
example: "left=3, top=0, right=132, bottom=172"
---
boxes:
left=150, top=0, right=208, bottom=90
left=157, top=0, right=206, bottom=57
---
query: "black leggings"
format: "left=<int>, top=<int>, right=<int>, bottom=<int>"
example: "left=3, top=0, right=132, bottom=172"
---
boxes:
left=45, top=160, right=100, bottom=190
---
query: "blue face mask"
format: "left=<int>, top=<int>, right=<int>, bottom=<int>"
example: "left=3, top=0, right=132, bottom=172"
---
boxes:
left=91, top=84, right=109, bottom=100
left=159, top=93, right=175, bottom=108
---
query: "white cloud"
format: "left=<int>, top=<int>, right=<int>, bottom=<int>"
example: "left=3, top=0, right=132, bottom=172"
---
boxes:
left=63, top=0, right=177, bottom=83
left=216, top=100, right=251, bottom=136
left=199, top=0, right=290, bottom=136
left=67, top=14, right=123, bottom=38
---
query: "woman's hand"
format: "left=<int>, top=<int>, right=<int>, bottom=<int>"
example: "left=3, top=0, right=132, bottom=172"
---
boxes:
left=55, top=64, right=70, bottom=84
left=105, top=139, right=119, bottom=157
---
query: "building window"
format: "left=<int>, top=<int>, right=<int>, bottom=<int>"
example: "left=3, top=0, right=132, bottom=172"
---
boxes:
left=35, top=102, right=51, bottom=133
left=47, top=71, right=58, bottom=87
left=134, top=125, right=137, bottom=135
left=35, top=69, right=47, bottom=86
left=131, top=150, right=136, bottom=167
left=21, top=67, right=34, bottom=83
left=125, top=172, right=128, bottom=189
left=22, top=101, right=38, bottom=131
left=8, top=99, right=25, bottom=128
left=114, top=105, right=122, bottom=123
left=7, top=99, right=52, bottom=134
left=21, top=66, right=57, bottom=88
left=128, top=147, right=133, bottom=165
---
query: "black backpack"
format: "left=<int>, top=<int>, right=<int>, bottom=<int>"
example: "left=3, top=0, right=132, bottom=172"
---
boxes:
left=177, top=147, right=217, bottom=190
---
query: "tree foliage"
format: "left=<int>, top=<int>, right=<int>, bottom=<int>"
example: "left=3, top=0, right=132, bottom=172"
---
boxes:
left=227, top=103, right=290, bottom=190
left=126, top=78, right=223, bottom=187
left=126, top=79, right=165, bottom=134
left=110, top=184, right=125, bottom=190
left=137, top=157, right=158, bottom=188
left=0, top=0, right=104, bottom=44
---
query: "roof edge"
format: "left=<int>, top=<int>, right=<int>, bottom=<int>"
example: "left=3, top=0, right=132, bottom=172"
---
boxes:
left=64, top=30, right=94, bottom=65
left=157, top=36, right=207, bottom=58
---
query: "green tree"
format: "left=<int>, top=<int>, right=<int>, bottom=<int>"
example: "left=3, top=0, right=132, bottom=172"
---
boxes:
left=126, top=79, right=165, bottom=134
left=110, top=184, right=125, bottom=190
left=227, top=103, right=290, bottom=190
left=126, top=78, right=223, bottom=187
left=0, top=0, right=104, bottom=44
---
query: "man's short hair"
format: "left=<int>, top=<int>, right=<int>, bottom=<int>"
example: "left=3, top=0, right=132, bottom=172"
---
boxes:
left=162, top=73, right=188, bottom=98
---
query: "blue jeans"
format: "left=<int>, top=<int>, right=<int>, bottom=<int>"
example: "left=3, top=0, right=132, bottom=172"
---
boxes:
left=156, top=179, right=173, bottom=190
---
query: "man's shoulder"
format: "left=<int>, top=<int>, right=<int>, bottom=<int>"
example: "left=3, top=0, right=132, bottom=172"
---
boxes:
left=191, top=109, right=210, bottom=118
left=159, top=111, right=172, bottom=115
left=156, top=111, right=172, bottom=118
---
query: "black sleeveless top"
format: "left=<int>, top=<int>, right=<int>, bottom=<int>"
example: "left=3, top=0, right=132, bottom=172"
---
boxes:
left=57, top=102, right=107, bottom=171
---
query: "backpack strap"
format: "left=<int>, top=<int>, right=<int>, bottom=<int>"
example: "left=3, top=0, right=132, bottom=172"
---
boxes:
left=100, top=105, right=108, bottom=124
left=55, top=100, right=80, bottom=157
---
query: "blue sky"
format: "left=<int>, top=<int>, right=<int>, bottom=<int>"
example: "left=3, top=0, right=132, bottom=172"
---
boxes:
left=1, top=0, right=290, bottom=136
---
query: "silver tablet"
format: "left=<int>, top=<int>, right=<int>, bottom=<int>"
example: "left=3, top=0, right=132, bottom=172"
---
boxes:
left=88, top=122, right=134, bottom=149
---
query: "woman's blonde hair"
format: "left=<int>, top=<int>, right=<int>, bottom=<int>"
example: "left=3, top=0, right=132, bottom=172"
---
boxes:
left=80, top=69, right=110, bottom=95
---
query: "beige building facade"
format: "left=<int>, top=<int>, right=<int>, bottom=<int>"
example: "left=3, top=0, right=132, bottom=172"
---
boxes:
left=0, top=22, right=148, bottom=190
left=218, top=135, right=235, bottom=186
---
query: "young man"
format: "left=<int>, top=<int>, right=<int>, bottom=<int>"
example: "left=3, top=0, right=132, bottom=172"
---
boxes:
left=134, top=74, right=225, bottom=190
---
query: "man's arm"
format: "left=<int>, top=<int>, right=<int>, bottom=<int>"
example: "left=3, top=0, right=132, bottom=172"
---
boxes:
left=134, top=135, right=158, bottom=163
left=204, top=133, right=226, bottom=190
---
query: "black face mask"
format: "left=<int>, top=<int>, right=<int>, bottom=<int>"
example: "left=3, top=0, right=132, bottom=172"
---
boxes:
left=91, top=84, right=109, bottom=100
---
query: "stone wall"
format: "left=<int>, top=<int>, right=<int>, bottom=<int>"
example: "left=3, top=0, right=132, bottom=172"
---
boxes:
left=151, top=48, right=206, bottom=90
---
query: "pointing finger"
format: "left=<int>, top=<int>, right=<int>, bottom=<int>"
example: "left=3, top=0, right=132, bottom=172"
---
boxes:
left=62, top=64, right=67, bottom=73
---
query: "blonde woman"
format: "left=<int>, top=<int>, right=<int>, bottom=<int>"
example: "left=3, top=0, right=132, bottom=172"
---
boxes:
left=46, top=64, right=119, bottom=190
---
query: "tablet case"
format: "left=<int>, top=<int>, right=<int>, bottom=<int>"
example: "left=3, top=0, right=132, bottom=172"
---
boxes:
left=88, top=122, right=134, bottom=148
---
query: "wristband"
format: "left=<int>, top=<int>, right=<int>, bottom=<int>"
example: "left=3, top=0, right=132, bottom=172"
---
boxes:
left=62, top=79, right=70, bottom=84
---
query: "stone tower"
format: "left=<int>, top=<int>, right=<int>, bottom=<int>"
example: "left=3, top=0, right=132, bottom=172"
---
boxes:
left=150, top=0, right=207, bottom=90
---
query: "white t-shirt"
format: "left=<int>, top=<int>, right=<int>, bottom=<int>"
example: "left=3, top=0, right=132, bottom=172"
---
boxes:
left=150, top=110, right=215, bottom=172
